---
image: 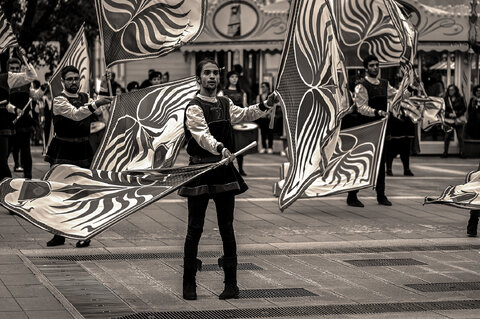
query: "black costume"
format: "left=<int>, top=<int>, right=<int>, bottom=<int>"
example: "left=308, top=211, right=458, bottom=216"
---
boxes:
left=179, top=94, right=268, bottom=300
left=346, top=78, right=388, bottom=204
left=45, top=92, right=93, bottom=167
left=0, top=74, right=14, bottom=181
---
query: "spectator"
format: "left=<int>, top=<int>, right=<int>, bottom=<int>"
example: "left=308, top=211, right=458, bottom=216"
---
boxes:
left=443, top=84, right=466, bottom=158
left=162, top=72, right=170, bottom=83
left=223, top=70, right=248, bottom=176
left=466, top=85, right=480, bottom=140
left=127, top=81, right=139, bottom=92
left=140, top=70, right=162, bottom=88
left=233, top=64, right=252, bottom=103
left=255, top=82, right=274, bottom=154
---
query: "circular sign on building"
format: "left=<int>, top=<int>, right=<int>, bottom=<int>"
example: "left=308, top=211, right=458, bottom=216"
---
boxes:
left=213, top=1, right=259, bottom=40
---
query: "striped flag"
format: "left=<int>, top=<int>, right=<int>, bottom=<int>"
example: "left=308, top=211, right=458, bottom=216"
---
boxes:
left=0, top=5, right=18, bottom=53
left=425, top=166, right=480, bottom=210
left=95, top=0, right=207, bottom=68
left=332, top=0, right=415, bottom=68
left=275, top=0, right=350, bottom=210
left=49, top=24, right=90, bottom=97
left=91, top=77, right=198, bottom=172
left=0, top=163, right=219, bottom=240
left=275, top=118, right=387, bottom=198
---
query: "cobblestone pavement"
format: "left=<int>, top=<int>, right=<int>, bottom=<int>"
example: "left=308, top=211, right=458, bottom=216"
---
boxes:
left=0, top=146, right=479, bottom=319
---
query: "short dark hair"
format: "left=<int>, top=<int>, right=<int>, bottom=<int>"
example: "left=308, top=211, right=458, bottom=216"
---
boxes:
left=44, top=71, right=53, bottom=80
left=195, top=59, right=219, bottom=77
left=473, top=84, right=480, bottom=94
left=233, top=64, right=243, bottom=73
left=127, top=81, right=139, bottom=91
left=261, top=82, right=271, bottom=91
left=149, top=71, right=162, bottom=81
left=61, top=66, right=79, bottom=79
left=363, top=55, right=379, bottom=69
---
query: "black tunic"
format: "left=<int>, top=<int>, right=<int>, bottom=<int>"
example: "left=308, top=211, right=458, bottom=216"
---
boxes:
left=45, top=92, right=93, bottom=168
left=178, top=96, right=248, bottom=197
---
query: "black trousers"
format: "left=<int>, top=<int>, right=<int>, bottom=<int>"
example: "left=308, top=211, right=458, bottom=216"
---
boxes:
left=258, top=118, right=273, bottom=149
left=12, top=132, right=32, bottom=179
left=0, top=135, right=11, bottom=180
left=348, top=148, right=386, bottom=198
left=184, top=193, right=236, bottom=260
left=386, top=137, right=412, bottom=171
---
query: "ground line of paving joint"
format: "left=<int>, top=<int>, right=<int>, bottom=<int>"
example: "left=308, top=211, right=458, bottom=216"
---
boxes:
left=18, top=253, right=85, bottom=319
left=111, top=300, right=480, bottom=319
left=26, top=244, right=480, bottom=261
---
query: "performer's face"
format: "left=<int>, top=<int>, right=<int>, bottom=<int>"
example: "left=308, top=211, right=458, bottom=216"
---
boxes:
left=229, top=74, right=239, bottom=86
left=366, top=61, right=379, bottom=78
left=199, top=63, right=220, bottom=92
left=62, top=71, right=80, bottom=93
left=8, top=63, right=21, bottom=73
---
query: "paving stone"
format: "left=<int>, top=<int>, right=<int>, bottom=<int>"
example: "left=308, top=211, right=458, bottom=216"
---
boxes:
left=25, top=310, right=74, bottom=319
left=16, top=296, right=64, bottom=311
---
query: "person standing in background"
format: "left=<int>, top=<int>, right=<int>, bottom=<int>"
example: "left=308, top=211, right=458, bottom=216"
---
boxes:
left=255, top=82, right=274, bottom=154
left=223, top=70, right=248, bottom=176
left=443, top=84, right=466, bottom=158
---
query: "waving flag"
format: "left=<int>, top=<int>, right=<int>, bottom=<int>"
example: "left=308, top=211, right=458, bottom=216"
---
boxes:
left=91, top=77, right=198, bottom=172
left=406, top=96, right=445, bottom=131
left=0, top=163, right=216, bottom=240
left=0, top=6, right=18, bottom=53
left=95, top=0, right=207, bottom=68
left=276, top=0, right=350, bottom=210
left=425, top=166, right=480, bottom=210
left=49, top=24, right=90, bottom=97
left=333, top=0, right=413, bottom=68
left=275, top=118, right=387, bottom=197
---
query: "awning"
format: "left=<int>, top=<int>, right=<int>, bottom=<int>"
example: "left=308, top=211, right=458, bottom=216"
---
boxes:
left=418, top=42, right=470, bottom=52
left=180, top=41, right=284, bottom=53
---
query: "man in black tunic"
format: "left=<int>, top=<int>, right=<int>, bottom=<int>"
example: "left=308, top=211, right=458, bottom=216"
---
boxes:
left=45, top=65, right=111, bottom=247
left=178, top=59, right=277, bottom=300
left=346, top=55, right=394, bottom=207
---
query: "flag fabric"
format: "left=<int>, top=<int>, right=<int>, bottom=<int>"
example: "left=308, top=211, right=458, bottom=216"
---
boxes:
left=49, top=24, right=90, bottom=97
left=407, top=96, right=445, bottom=131
left=275, top=118, right=387, bottom=198
left=91, top=77, right=198, bottom=172
left=276, top=0, right=350, bottom=210
left=95, top=0, right=207, bottom=68
left=424, top=166, right=480, bottom=210
left=333, top=0, right=413, bottom=68
left=0, top=163, right=217, bottom=240
left=0, top=6, right=18, bottom=53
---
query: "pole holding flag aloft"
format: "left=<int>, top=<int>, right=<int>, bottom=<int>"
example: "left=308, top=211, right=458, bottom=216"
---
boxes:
left=95, top=0, right=207, bottom=68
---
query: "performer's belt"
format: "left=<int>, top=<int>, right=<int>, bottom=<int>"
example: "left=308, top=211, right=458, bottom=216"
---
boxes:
left=55, top=135, right=89, bottom=143
left=190, top=155, right=222, bottom=164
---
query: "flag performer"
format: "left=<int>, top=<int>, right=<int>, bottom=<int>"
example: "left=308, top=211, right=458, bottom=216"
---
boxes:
left=44, top=65, right=112, bottom=248
left=178, top=59, right=278, bottom=300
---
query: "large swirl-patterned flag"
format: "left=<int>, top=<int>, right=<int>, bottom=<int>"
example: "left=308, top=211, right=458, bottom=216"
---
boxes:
left=0, top=5, right=18, bottom=53
left=0, top=163, right=216, bottom=240
left=276, top=0, right=350, bottom=210
left=95, top=0, right=206, bottom=68
left=425, top=165, right=480, bottom=210
left=49, top=24, right=90, bottom=97
left=91, top=77, right=198, bottom=172
left=333, top=0, right=414, bottom=68
left=275, top=118, right=387, bottom=198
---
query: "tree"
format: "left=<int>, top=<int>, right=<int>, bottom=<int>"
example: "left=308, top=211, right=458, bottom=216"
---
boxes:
left=0, top=0, right=98, bottom=71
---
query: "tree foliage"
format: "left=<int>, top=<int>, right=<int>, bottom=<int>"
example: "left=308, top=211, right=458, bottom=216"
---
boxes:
left=0, top=0, right=99, bottom=71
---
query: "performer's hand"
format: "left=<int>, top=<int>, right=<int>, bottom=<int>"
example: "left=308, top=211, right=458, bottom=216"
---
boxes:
left=95, top=96, right=113, bottom=107
left=6, top=103, right=15, bottom=114
left=221, top=148, right=235, bottom=165
left=266, top=92, right=279, bottom=107
left=378, top=110, right=388, bottom=117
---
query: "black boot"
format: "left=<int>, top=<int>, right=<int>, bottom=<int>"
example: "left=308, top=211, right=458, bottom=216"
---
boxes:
left=218, top=256, right=239, bottom=300
left=47, top=235, right=65, bottom=247
left=183, top=258, right=202, bottom=300
left=467, top=210, right=479, bottom=237
left=346, top=192, right=364, bottom=207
